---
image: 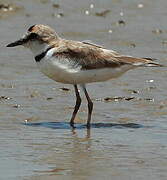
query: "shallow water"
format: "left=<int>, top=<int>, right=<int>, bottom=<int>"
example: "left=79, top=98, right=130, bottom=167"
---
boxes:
left=1, top=0, right=167, bottom=179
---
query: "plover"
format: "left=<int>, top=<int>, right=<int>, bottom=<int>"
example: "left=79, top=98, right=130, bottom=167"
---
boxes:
left=6, top=24, right=163, bottom=128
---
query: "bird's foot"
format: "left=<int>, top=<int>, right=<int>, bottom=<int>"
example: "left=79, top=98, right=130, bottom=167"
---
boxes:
left=86, top=123, right=91, bottom=129
left=70, top=121, right=76, bottom=128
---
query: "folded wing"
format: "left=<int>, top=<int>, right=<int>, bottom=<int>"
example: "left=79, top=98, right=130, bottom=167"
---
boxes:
left=53, top=40, right=163, bottom=70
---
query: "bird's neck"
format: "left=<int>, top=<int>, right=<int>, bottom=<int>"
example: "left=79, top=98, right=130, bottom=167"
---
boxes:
left=29, top=41, right=50, bottom=57
left=34, top=46, right=54, bottom=62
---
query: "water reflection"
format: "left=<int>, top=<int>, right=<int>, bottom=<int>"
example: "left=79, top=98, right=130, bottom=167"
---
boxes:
left=70, top=128, right=92, bottom=177
left=32, top=127, right=92, bottom=177
left=24, top=122, right=146, bottom=177
left=71, top=127, right=91, bottom=138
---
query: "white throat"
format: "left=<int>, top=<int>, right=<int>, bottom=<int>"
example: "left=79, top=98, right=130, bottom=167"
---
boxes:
left=27, top=41, right=50, bottom=56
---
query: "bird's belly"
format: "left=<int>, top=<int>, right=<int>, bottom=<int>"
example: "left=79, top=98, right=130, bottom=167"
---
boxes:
left=37, top=58, right=134, bottom=84
left=73, top=65, right=134, bottom=83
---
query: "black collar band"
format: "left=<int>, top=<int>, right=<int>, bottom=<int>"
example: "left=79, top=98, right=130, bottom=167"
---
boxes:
left=35, top=46, right=53, bottom=62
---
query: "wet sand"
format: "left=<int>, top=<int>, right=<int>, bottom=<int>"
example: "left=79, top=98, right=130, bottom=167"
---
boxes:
left=1, top=0, right=167, bottom=179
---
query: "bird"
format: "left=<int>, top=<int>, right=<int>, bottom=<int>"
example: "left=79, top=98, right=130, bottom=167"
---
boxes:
left=6, top=24, right=164, bottom=128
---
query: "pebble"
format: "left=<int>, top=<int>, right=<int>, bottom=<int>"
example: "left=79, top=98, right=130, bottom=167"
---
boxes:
left=59, top=87, right=70, bottom=91
left=138, top=3, right=144, bottom=8
left=108, top=29, right=113, bottom=33
left=13, top=104, right=21, bottom=108
left=52, top=4, right=60, bottom=8
left=152, top=29, right=163, bottom=34
left=146, top=79, right=154, bottom=83
left=90, top=4, right=94, bottom=9
left=0, top=96, right=11, bottom=100
left=95, top=10, right=110, bottom=17
left=120, top=12, right=124, bottom=16
left=117, top=20, right=126, bottom=25
left=85, top=10, right=90, bottom=15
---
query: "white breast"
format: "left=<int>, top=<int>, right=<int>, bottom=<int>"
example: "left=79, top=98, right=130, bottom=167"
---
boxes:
left=36, top=48, right=81, bottom=83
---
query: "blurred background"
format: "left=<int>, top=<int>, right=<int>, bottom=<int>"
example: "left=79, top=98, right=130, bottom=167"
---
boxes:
left=0, top=0, right=167, bottom=179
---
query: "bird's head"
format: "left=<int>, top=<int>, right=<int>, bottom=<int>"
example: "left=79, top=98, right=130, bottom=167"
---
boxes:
left=6, top=24, right=59, bottom=55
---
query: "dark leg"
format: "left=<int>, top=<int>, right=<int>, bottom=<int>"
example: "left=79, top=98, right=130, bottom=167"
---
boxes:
left=82, top=85, right=93, bottom=128
left=70, top=85, right=81, bottom=127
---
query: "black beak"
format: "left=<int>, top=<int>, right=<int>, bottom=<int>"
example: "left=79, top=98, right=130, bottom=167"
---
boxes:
left=6, top=38, right=27, bottom=47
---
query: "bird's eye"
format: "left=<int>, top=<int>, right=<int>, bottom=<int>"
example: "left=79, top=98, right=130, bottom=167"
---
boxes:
left=28, top=33, right=39, bottom=41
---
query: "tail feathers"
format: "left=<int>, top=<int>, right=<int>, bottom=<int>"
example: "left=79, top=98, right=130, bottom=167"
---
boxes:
left=143, top=62, right=165, bottom=67
left=141, top=57, right=164, bottom=67
left=117, top=56, right=165, bottom=67
left=143, top=57, right=158, bottom=61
